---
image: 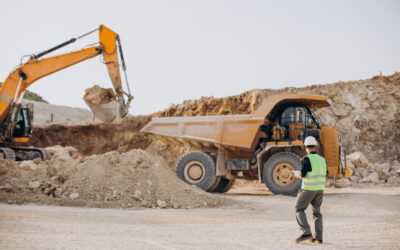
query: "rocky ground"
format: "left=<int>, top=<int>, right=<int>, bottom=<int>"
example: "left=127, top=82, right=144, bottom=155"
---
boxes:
left=1, top=187, right=399, bottom=250
left=1, top=73, right=399, bottom=209
left=0, top=146, right=232, bottom=209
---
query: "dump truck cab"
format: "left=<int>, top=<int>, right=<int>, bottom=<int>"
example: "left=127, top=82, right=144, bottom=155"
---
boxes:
left=141, top=94, right=351, bottom=195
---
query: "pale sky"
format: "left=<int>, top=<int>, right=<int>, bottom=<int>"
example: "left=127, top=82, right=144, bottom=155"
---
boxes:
left=0, top=0, right=399, bottom=115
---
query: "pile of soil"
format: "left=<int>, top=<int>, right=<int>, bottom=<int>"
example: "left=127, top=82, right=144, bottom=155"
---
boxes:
left=156, top=73, right=400, bottom=164
left=83, top=85, right=116, bottom=105
left=28, top=73, right=399, bottom=164
left=25, top=116, right=152, bottom=156
left=20, top=72, right=400, bottom=190
left=0, top=146, right=233, bottom=209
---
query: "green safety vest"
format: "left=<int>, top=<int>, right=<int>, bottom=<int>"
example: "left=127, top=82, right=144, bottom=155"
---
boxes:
left=302, top=154, right=327, bottom=191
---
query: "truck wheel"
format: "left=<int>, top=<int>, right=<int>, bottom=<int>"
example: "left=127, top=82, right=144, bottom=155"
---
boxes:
left=212, top=178, right=235, bottom=193
left=263, top=152, right=302, bottom=195
left=175, top=152, right=219, bottom=192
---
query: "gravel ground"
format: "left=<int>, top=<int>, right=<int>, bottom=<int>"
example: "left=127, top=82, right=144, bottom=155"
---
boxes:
left=0, top=187, right=399, bottom=250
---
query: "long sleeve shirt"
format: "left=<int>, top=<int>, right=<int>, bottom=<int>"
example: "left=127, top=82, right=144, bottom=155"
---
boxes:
left=301, top=152, right=328, bottom=177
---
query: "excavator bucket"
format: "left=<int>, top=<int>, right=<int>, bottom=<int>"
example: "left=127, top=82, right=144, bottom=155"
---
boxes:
left=83, top=85, right=126, bottom=122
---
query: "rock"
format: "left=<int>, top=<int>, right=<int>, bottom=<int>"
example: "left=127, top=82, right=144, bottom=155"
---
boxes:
left=133, top=190, right=143, bottom=201
left=334, top=178, right=351, bottom=188
left=345, top=159, right=355, bottom=171
left=109, top=156, right=119, bottom=165
left=387, top=176, right=400, bottom=186
left=57, top=173, right=67, bottom=183
left=54, top=188, right=63, bottom=197
left=28, top=181, right=41, bottom=189
left=0, top=166, right=8, bottom=176
left=347, top=152, right=369, bottom=168
left=357, top=168, right=369, bottom=178
left=69, top=193, right=79, bottom=199
left=349, top=175, right=361, bottom=183
left=360, top=172, right=379, bottom=184
left=112, top=191, right=118, bottom=199
left=331, top=103, right=351, bottom=117
left=390, top=160, right=400, bottom=173
left=0, top=184, right=13, bottom=192
left=157, top=200, right=168, bottom=208
left=19, top=161, right=38, bottom=170
left=33, top=158, right=41, bottom=164
left=371, top=163, right=391, bottom=179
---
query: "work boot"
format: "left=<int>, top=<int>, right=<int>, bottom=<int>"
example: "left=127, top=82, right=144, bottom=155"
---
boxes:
left=310, top=237, right=323, bottom=244
left=295, top=233, right=312, bottom=243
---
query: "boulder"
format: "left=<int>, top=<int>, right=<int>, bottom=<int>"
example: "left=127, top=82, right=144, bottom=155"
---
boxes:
left=371, top=163, right=391, bottom=179
left=345, top=159, right=356, bottom=171
left=349, top=175, right=361, bottom=183
left=69, top=193, right=79, bottom=199
left=133, top=190, right=143, bottom=201
left=390, top=160, right=400, bottom=172
left=387, top=176, right=400, bottom=186
left=347, top=152, right=369, bottom=169
left=157, top=200, right=168, bottom=208
left=356, top=168, right=369, bottom=178
left=360, top=172, right=379, bottom=184
left=28, top=181, right=41, bottom=189
left=334, top=178, right=352, bottom=188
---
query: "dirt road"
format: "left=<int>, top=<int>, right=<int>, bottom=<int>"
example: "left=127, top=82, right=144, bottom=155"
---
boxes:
left=1, top=187, right=399, bottom=250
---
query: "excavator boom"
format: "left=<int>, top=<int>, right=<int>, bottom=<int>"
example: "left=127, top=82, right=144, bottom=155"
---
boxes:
left=0, top=25, right=132, bottom=159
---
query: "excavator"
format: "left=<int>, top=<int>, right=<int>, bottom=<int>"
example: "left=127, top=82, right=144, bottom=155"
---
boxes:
left=0, top=25, right=133, bottom=161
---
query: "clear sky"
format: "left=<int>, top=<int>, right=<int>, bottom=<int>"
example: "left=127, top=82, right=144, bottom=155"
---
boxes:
left=0, top=0, right=399, bottom=115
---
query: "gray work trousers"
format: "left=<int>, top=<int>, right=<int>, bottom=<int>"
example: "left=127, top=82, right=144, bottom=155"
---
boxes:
left=295, top=189, right=324, bottom=240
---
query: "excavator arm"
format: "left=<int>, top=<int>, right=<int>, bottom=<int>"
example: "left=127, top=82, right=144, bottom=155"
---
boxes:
left=0, top=25, right=132, bottom=142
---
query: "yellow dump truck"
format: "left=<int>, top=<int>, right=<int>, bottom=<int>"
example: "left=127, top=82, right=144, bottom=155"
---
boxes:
left=141, top=94, right=351, bottom=195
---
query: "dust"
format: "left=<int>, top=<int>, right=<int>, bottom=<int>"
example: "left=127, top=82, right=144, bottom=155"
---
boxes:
left=0, top=146, right=233, bottom=209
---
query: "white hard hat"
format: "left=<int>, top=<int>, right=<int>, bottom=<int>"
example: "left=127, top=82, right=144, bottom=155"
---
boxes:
left=304, top=136, right=318, bottom=146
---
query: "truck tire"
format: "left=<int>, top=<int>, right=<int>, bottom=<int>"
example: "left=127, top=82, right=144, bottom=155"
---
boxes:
left=175, top=152, right=219, bottom=192
left=212, top=177, right=235, bottom=193
left=263, top=152, right=302, bottom=196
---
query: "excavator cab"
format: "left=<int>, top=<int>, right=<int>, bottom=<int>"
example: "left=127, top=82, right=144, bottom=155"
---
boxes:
left=12, top=105, right=33, bottom=139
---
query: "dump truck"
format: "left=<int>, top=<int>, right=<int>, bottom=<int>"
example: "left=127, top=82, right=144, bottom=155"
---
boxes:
left=141, top=94, right=352, bottom=195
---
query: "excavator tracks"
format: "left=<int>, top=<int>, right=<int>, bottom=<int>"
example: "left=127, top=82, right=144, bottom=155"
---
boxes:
left=0, top=147, right=16, bottom=160
left=0, top=147, right=49, bottom=161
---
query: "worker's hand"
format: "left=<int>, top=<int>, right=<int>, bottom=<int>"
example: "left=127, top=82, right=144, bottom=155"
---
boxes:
left=294, top=173, right=302, bottom=179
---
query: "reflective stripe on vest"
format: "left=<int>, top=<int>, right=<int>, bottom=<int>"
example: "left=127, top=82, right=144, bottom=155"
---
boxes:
left=302, top=154, right=327, bottom=191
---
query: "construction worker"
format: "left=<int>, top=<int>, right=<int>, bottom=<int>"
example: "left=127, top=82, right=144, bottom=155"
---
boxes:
left=293, top=136, right=327, bottom=244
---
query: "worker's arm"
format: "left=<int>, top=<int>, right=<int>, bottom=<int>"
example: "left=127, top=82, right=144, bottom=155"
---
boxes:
left=294, top=157, right=312, bottom=179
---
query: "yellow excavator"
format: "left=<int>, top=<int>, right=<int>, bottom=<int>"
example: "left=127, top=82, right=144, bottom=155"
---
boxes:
left=0, top=25, right=133, bottom=161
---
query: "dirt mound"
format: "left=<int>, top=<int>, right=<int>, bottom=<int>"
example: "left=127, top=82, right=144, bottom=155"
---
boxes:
left=156, top=73, right=400, bottom=164
left=24, top=72, right=400, bottom=171
left=24, top=116, right=152, bottom=156
left=0, top=146, right=233, bottom=209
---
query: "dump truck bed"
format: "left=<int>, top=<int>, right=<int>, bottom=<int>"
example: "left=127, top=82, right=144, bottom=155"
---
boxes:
left=140, top=94, right=329, bottom=151
left=141, top=114, right=265, bottom=150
